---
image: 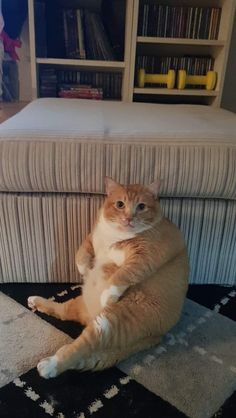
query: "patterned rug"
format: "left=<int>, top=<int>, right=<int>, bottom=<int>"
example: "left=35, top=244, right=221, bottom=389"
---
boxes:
left=0, top=284, right=235, bottom=418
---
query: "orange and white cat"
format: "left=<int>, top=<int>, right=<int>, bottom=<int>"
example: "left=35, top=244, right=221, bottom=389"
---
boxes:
left=28, top=177, right=189, bottom=378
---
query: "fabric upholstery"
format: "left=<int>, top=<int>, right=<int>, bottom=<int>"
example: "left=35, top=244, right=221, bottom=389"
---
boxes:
left=0, top=193, right=235, bottom=285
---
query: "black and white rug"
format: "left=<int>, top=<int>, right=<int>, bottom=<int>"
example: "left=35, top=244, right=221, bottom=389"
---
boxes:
left=0, top=283, right=235, bottom=418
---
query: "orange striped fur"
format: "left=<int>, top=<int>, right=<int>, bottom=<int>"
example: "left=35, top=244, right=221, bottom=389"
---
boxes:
left=28, top=178, right=189, bottom=378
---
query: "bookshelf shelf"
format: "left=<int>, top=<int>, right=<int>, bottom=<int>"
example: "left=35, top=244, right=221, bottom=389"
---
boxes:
left=36, top=58, right=126, bottom=71
left=137, top=37, right=226, bottom=47
left=133, top=88, right=219, bottom=96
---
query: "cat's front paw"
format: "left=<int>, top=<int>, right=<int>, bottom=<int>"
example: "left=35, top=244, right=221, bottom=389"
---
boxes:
left=76, top=262, right=87, bottom=276
left=100, top=286, right=120, bottom=308
left=27, top=296, right=40, bottom=312
left=37, top=355, right=58, bottom=379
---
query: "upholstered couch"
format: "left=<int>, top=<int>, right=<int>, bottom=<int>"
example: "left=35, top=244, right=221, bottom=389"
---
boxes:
left=0, top=98, right=235, bottom=285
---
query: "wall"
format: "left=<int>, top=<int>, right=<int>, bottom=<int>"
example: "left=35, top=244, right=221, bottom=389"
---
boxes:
left=18, top=19, right=32, bottom=101
left=221, top=10, right=236, bottom=113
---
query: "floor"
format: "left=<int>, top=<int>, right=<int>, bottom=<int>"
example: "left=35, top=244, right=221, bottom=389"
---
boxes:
left=0, top=283, right=235, bottom=418
left=0, top=101, right=29, bottom=123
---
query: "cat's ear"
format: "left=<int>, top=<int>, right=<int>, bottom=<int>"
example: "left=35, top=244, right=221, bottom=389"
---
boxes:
left=105, top=177, right=121, bottom=195
left=147, top=180, right=161, bottom=199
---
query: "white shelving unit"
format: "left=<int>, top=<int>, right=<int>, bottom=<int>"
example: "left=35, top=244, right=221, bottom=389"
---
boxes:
left=128, top=0, right=236, bottom=106
left=28, top=0, right=235, bottom=106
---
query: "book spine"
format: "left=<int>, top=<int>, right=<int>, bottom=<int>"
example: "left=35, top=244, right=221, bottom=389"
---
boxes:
left=76, top=9, right=86, bottom=59
left=63, top=10, right=69, bottom=57
left=215, top=8, right=221, bottom=40
left=138, top=2, right=144, bottom=36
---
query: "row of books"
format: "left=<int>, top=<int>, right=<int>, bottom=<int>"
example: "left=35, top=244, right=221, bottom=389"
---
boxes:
left=58, top=70, right=122, bottom=99
left=136, top=55, right=214, bottom=75
left=138, top=5, right=221, bottom=40
left=63, top=9, right=115, bottom=60
left=39, top=68, right=122, bottom=99
left=39, top=68, right=58, bottom=97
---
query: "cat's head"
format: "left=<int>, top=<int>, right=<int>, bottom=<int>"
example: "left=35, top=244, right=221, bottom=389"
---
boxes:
left=103, top=177, right=162, bottom=233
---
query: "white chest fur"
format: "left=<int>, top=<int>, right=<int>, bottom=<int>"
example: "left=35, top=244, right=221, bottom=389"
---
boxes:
left=92, top=213, right=135, bottom=265
left=82, top=213, right=135, bottom=318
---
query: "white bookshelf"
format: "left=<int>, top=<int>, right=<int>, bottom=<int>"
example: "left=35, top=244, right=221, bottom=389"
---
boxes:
left=28, top=0, right=134, bottom=101
left=128, top=0, right=236, bottom=106
left=28, top=0, right=235, bottom=106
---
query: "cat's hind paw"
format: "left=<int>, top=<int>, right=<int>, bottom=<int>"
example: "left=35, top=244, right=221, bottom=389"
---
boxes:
left=37, top=356, right=58, bottom=379
left=101, top=285, right=128, bottom=308
left=27, top=295, right=48, bottom=313
left=100, top=286, right=120, bottom=308
left=27, top=296, right=38, bottom=312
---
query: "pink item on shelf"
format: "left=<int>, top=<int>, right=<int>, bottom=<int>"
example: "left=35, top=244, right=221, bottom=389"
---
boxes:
left=0, top=30, right=22, bottom=60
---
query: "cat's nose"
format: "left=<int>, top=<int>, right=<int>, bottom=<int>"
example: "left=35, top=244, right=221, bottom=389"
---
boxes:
left=122, top=217, right=133, bottom=226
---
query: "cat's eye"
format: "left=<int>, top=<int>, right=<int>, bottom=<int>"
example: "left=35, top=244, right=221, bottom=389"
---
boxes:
left=137, top=203, right=146, bottom=211
left=115, top=200, right=125, bottom=209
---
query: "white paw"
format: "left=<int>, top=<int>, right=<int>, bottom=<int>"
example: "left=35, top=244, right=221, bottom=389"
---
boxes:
left=100, top=286, right=119, bottom=308
left=76, top=263, right=87, bottom=276
left=27, top=296, right=38, bottom=312
left=37, top=355, right=58, bottom=379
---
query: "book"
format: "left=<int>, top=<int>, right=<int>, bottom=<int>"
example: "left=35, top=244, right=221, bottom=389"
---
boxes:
left=59, top=86, right=103, bottom=100
left=76, top=9, right=86, bottom=59
left=62, top=8, right=114, bottom=60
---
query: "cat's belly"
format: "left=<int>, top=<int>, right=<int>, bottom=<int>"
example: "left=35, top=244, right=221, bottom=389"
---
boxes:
left=82, top=247, right=125, bottom=319
left=82, top=265, right=108, bottom=318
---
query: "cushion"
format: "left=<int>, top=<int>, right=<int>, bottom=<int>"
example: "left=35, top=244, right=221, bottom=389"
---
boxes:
left=0, top=98, right=235, bottom=199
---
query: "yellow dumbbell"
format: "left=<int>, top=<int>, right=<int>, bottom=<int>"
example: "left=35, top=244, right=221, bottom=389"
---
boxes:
left=138, top=69, right=175, bottom=89
left=177, top=70, right=217, bottom=90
